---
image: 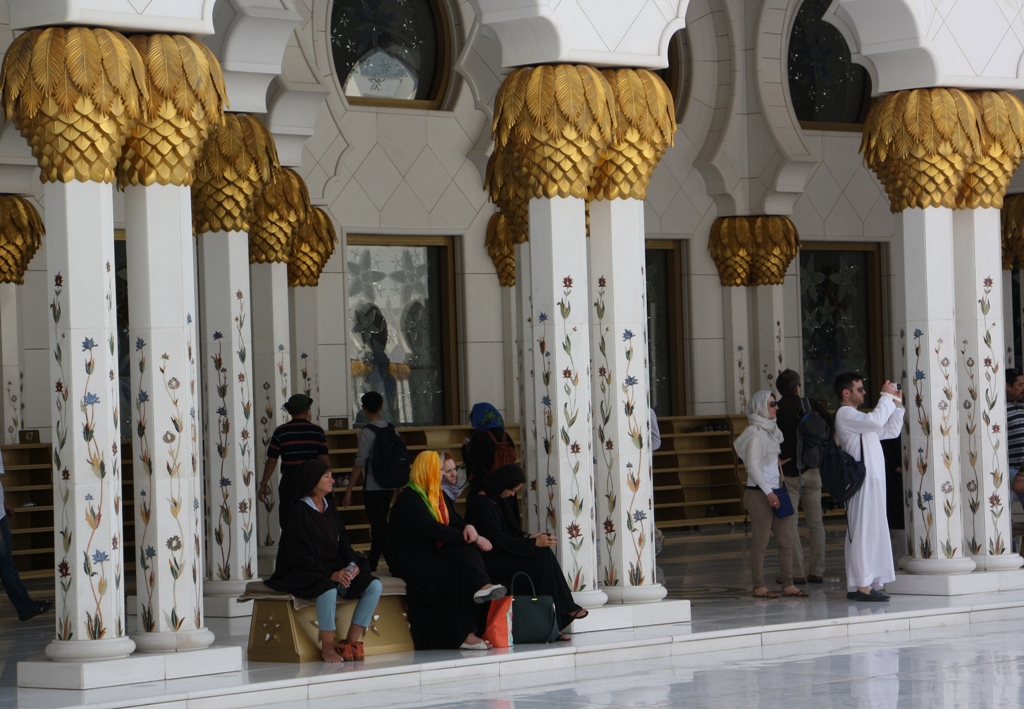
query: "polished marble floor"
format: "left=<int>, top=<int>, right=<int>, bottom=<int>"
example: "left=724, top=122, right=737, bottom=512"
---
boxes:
left=2, top=518, right=1024, bottom=708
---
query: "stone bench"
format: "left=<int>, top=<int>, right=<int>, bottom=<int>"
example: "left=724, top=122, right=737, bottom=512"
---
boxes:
left=238, top=574, right=413, bottom=662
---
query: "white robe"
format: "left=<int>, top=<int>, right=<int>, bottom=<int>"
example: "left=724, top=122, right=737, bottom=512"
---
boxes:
left=835, top=395, right=904, bottom=591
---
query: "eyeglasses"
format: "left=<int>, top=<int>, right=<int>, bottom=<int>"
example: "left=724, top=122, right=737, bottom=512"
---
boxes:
left=767, top=401, right=778, bottom=408
left=855, top=387, right=866, bottom=393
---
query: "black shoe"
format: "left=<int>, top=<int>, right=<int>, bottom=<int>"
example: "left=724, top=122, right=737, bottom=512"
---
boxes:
left=19, top=599, right=53, bottom=621
left=846, top=590, right=889, bottom=602
left=806, top=576, right=824, bottom=583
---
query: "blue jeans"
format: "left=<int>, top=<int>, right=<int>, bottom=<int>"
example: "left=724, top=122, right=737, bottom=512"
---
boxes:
left=315, top=578, right=383, bottom=632
left=0, top=515, right=34, bottom=618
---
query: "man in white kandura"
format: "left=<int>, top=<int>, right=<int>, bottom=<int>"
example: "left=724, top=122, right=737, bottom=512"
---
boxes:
left=834, top=372, right=904, bottom=602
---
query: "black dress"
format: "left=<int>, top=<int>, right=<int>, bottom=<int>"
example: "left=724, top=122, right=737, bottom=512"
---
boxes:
left=387, top=488, right=492, bottom=650
left=464, top=493, right=582, bottom=631
left=463, top=427, right=521, bottom=524
left=265, top=500, right=374, bottom=601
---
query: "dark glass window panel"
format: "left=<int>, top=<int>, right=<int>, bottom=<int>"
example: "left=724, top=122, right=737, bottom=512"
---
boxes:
left=800, top=250, right=871, bottom=408
left=114, top=239, right=131, bottom=438
left=646, top=249, right=673, bottom=416
left=1013, top=270, right=1022, bottom=371
left=788, top=0, right=868, bottom=124
left=348, top=244, right=445, bottom=426
left=330, top=0, right=439, bottom=101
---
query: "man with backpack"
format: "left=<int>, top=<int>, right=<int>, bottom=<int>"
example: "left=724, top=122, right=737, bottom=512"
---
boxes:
left=343, top=391, right=410, bottom=571
left=776, top=369, right=830, bottom=584
left=833, top=372, right=903, bottom=602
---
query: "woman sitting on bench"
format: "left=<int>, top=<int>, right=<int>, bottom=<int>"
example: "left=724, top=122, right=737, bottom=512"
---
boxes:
left=388, top=450, right=506, bottom=650
left=266, top=459, right=383, bottom=663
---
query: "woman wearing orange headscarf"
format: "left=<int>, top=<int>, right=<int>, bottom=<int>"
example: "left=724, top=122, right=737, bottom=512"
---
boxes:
left=388, top=451, right=506, bottom=650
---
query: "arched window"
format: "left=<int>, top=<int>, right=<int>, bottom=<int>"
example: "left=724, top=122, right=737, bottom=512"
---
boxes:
left=330, top=0, right=451, bottom=109
left=788, top=0, right=869, bottom=127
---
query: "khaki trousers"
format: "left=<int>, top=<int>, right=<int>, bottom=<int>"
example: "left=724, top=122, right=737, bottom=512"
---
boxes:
left=783, top=469, right=826, bottom=578
left=745, top=488, right=794, bottom=588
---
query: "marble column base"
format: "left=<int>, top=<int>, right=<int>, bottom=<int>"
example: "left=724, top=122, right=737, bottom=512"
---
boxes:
left=901, top=557, right=977, bottom=575
left=571, top=588, right=609, bottom=609
left=131, top=626, right=216, bottom=653
left=602, top=583, right=668, bottom=604
left=567, top=598, right=690, bottom=633
left=886, top=568, right=1024, bottom=596
left=44, top=636, right=136, bottom=663
left=19, top=646, right=242, bottom=690
left=969, top=553, right=1024, bottom=571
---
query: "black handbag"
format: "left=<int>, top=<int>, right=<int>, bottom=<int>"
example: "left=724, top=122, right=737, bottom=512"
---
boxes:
left=510, top=571, right=559, bottom=644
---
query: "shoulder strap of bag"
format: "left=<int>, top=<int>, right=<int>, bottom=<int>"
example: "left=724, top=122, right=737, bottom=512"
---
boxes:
left=800, top=397, right=810, bottom=415
left=511, top=571, right=537, bottom=599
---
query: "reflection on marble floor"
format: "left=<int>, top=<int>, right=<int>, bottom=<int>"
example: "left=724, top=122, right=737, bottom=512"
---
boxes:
left=3, top=518, right=1024, bottom=708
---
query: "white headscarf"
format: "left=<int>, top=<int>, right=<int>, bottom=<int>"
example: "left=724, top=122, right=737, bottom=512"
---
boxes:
left=733, top=389, right=784, bottom=464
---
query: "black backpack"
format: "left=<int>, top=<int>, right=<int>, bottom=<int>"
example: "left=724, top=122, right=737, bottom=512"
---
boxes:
left=819, top=433, right=866, bottom=504
left=796, top=398, right=830, bottom=471
left=367, top=423, right=410, bottom=489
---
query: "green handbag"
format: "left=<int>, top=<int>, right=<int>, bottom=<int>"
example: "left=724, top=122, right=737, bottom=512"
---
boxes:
left=510, top=571, right=559, bottom=644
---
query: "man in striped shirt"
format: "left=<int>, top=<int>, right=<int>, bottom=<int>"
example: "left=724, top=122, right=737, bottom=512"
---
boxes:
left=258, top=393, right=330, bottom=528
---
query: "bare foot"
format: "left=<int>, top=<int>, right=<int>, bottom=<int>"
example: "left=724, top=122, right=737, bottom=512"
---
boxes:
left=320, top=630, right=343, bottom=663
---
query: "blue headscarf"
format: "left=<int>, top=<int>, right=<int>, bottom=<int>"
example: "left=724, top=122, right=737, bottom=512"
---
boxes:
left=470, top=402, right=504, bottom=431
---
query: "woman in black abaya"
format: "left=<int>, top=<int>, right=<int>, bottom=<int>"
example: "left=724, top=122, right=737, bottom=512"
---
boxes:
left=464, top=464, right=588, bottom=638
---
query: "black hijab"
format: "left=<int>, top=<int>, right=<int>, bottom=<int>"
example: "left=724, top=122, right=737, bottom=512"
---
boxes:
left=293, top=459, right=332, bottom=499
left=480, top=464, right=525, bottom=498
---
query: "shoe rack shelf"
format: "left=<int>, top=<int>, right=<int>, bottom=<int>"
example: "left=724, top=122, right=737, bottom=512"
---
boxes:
left=651, top=415, right=747, bottom=529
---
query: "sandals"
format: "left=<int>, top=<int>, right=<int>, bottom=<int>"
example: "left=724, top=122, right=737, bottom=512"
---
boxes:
left=556, top=634, right=571, bottom=642
left=18, top=599, right=53, bottom=622
left=459, top=639, right=492, bottom=650
left=781, top=587, right=809, bottom=598
left=752, top=587, right=779, bottom=599
left=569, top=608, right=589, bottom=620
left=334, top=640, right=365, bottom=661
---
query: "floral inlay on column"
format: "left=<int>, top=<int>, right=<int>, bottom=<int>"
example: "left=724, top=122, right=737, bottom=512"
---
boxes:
left=911, top=329, right=934, bottom=559
left=594, top=277, right=617, bottom=586
left=51, top=273, right=72, bottom=641
left=736, top=346, right=747, bottom=412
left=961, top=338, right=982, bottom=556
left=935, top=345, right=957, bottom=559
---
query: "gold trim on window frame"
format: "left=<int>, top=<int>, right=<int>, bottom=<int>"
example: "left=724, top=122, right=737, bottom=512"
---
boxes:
left=345, top=234, right=461, bottom=424
left=799, top=241, right=885, bottom=407
left=339, top=0, right=454, bottom=111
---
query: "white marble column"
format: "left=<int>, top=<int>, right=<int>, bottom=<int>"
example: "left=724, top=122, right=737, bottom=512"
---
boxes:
left=44, top=181, right=134, bottom=661
left=589, top=199, right=665, bottom=603
left=1001, top=271, right=1017, bottom=370
left=752, top=285, right=786, bottom=392
left=900, top=208, right=976, bottom=574
left=952, top=208, right=1022, bottom=571
left=723, top=286, right=751, bottom=414
left=0, top=282, right=24, bottom=444
left=289, top=286, right=320, bottom=424
left=251, top=261, right=290, bottom=575
left=198, top=230, right=258, bottom=614
left=528, top=197, right=607, bottom=608
left=124, top=184, right=215, bottom=651
left=514, top=240, right=542, bottom=534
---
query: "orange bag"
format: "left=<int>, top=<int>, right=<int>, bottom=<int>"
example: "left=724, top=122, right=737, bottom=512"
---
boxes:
left=481, top=595, right=513, bottom=648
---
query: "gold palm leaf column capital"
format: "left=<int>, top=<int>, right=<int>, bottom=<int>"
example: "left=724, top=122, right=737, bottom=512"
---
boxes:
left=1001, top=193, right=1024, bottom=270
left=485, top=211, right=516, bottom=287
left=118, top=33, right=228, bottom=188
left=484, top=148, right=528, bottom=243
left=249, top=166, right=310, bottom=264
left=492, top=64, right=617, bottom=200
left=959, top=91, right=1024, bottom=210
left=191, top=112, right=280, bottom=234
left=289, top=206, right=338, bottom=287
left=860, top=87, right=981, bottom=213
left=0, top=195, right=45, bottom=284
left=709, top=215, right=799, bottom=287
left=590, top=68, right=676, bottom=201
left=0, top=26, right=150, bottom=184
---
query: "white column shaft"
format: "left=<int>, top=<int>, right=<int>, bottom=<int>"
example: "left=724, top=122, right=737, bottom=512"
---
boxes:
left=289, top=286, right=320, bottom=424
left=952, top=208, right=1021, bottom=571
left=124, top=184, right=214, bottom=652
left=251, top=262, right=290, bottom=568
left=44, top=181, right=134, bottom=661
left=590, top=199, right=665, bottom=604
left=1, top=282, right=23, bottom=444
left=752, top=285, right=786, bottom=391
left=723, top=287, right=751, bottom=414
left=528, top=197, right=607, bottom=608
left=198, top=231, right=258, bottom=595
left=515, top=241, right=542, bottom=534
left=901, top=208, right=975, bottom=574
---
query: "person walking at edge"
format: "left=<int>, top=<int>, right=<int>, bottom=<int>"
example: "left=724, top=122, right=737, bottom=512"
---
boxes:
left=833, top=372, right=904, bottom=603
left=0, top=453, right=53, bottom=620
left=258, top=393, right=330, bottom=530
left=344, top=391, right=396, bottom=571
left=775, top=369, right=830, bottom=585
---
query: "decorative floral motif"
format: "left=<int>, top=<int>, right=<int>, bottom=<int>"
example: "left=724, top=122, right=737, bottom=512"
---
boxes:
left=621, top=331, right=647, bottom=587
left=935, top=346, right=957, bottom=559
left=51, top=273, right=73, bottom=641
left=235, top=294, right=255, bottom=580
left=960, top=339, right=981, bottom=556
left=735, top=345, right=747, bottom=412
left=135, top=338, right=156, bottom=633
left=912, top=329, right=934, bottom=559
left=978, top=278, right=1006, bottom=556
left=5, top=372, right=23, bottom=443
left=593, top=276, right=617, bottom=587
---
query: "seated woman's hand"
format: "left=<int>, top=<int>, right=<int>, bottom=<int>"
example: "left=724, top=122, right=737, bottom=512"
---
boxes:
left=463, top=524, right=479, bottom=544
left=534, top=532, right=556, bottom=548
left=474, top=535, right=493, bottom=552
left=331, top=565, right=359, bottom=588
